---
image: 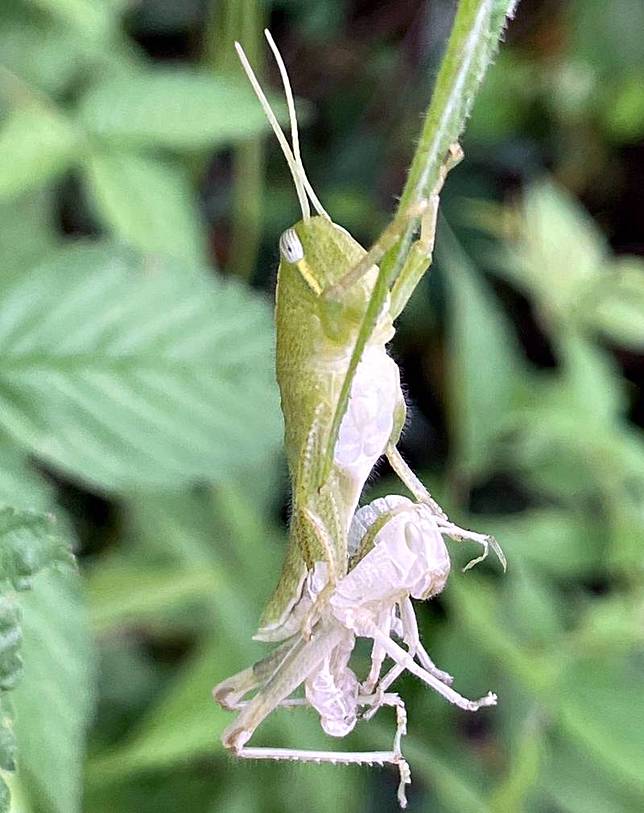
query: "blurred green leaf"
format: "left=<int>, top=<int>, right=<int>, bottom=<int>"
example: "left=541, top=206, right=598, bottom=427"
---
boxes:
left=0, top=775, right=9, bottom=813
left=125, top=492, right=225, bottom=567
left=509, top=334, right=644, bottom=510
left=0, top=242, right=281, bottom=491
left=401, top=735, right=492, bottom=813
left=78, top=69, right=285, bottom=150
left=603, top=74, right=644, bottom=141
left=559, top=654, right=644, bottom=794
left=502, top=567, right=565, bottom=647
left=585, top=256, right=644, bottom=350
left=573, top=593, right=644, bottom=657
left=500, top=181, right=608, bottom=323
left=489, top=709, right=543, bottom=811
left=88, top=635, right=228, bottom=781
left=27, top=0, right=116, bottom=40
left=441, top=226, right=523, bottom=480
left=557, top=333, right=626, bottom=422
left=0, top=6, right=87, bottom=95
left=606, top=500, right=644, bottom=574
left=544, top=735, right=644, bottom=813
left=467, top=51, right=533, bottom=143
left=0, top=105, right=79, bottom=199
left=84, top=150, right=207, bottom=265
left=88, top=558, right=219, bottom=633
left=0, top=443, right=53, bottom=511
left=0, top=191, right=57, bottom=277
left=569, top=0, right=644, bottom=76
left=482, top=508, right=604, bottom=576
left=446, top=576, right=552, bottom=692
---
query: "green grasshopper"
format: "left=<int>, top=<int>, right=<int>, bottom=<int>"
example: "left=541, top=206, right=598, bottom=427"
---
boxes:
left=235, top=31, right=472, bottom=645
left=214, top=31, right=505, bottom=804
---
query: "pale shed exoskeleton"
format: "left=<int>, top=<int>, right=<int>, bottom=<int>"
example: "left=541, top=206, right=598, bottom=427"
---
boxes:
left=215, top=496, right=498, bottom=808
left=214, top=30, right=505, bottom=807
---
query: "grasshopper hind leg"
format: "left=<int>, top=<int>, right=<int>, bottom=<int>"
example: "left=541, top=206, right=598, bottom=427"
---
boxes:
left=236, top=687, right=412, bottom=810
left=235, top=744, right=411, bottom=809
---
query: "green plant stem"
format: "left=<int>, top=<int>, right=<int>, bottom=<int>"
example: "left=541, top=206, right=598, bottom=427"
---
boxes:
left=206, top=0, right=266, bottom=280
left=228, top=139, right=265, bottom=281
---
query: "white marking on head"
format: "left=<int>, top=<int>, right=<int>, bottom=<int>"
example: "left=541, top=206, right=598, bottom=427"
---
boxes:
left=279, top=228, right=305, bottom=263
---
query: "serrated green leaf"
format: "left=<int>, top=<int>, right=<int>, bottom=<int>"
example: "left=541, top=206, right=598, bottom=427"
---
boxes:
left=0, top=458, right=86, bottom=813
left=0, top=696, right=17, bottom=772
left=0, top=242, right=281, bottom=491
left=78, top=69, right=286, bottom=150
left=441, top=227, right=523, bottom=481
left=13, top=570, right=93, bottom=813
left=0, top=507, right=71, bottom=591
left=0, top=105, right=79, bottom=199
left=0, top=597, right=22, bottom=691
left=83, top=150, right=207, bottom=265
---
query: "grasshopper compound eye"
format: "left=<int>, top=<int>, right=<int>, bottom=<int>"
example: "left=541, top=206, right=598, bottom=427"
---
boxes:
left=279, top=228, right=305, bottom=263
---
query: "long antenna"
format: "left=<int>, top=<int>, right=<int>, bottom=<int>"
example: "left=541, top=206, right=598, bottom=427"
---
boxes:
left=234, top=41, right=310, bottom=220
left=263, top=30, right=329, bottom=219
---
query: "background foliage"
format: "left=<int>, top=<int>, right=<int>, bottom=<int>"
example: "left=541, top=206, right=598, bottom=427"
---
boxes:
left=0, top=1, right=642, bottom=811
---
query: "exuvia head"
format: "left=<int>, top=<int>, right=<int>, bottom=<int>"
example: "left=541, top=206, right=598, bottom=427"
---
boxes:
left=235, top=30, right=329, bottom=225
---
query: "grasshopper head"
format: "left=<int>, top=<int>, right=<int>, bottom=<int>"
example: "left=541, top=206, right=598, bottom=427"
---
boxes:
left=277, top=216, right=377, bottom=344
left=279, top=218, right=365, bottom=290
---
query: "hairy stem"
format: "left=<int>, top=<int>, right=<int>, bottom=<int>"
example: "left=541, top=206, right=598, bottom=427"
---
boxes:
left=322, top=0, right=518, bottom=486
left=381, top=0, right=519, bottom=283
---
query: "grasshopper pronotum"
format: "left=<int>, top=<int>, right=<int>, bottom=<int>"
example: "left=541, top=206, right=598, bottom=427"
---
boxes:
left=214, top=31, right=505, bottom=807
